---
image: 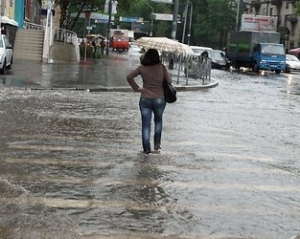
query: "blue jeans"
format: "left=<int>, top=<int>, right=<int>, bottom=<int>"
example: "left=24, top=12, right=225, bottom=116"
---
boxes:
left=139, top=97, right=166, bottom=153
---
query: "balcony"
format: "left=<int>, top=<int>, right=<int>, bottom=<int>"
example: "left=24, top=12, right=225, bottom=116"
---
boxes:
left=251, top=0, right=261, bottom=10
left=271, top=0, right=283, bottom=6
left=286, top=14, right=298, bottom=24
left=251, top=0, right=260, bottom=6
left=270, top=14, right=281, bottom=26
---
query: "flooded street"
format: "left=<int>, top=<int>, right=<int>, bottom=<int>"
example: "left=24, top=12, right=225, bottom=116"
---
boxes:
left=0, top=53, right=300, bottom=239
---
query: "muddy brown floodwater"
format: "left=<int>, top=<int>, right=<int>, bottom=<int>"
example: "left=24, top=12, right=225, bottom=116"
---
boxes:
left=0, top=55, right=300, bottom=239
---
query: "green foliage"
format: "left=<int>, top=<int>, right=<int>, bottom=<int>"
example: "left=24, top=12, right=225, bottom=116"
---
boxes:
left=296, top=0, right=300, bottom=16
left=192, top=0, right=236, bottom=48
left=57, top=0, right=236, bottom=48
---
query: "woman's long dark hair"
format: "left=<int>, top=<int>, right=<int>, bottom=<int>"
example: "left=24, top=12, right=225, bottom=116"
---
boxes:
left=141, top=49, right=161, bottom=66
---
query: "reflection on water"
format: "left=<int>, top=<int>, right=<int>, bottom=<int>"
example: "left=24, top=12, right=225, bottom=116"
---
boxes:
left=286, top=75, right=300, bottom=95
left=0, top=176, right=80, bottom=239
left=0, top=52, right=140, bottom=89
left=0, top=68, right=300, bottom=238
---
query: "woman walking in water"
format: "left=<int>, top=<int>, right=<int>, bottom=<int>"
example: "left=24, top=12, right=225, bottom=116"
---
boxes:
left=127, top=49, right=172, bottom=154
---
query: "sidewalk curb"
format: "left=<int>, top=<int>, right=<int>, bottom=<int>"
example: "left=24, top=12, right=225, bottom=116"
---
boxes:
left=174, top=81, right=219, bottom=91
left=87, top=80, right=219, bottom=93
left=22, top=80, right=219, bottom=92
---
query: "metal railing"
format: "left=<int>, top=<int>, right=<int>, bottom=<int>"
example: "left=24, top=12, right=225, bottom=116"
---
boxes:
left=53, top=28, right=78, bottom=45
left=53, top=28, right=80, bottom=62
left=161, top=53, right=211, bottom=84
left=22, top=23, right=80, bottom=62
left=189, top=55, right=212, bottom=83
left=23, top=22, right=45, bottom=31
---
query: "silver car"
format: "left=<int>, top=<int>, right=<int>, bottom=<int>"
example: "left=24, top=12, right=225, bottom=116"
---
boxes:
left=0, top=34, right=13, bottom=74
left=285, top=54, right=300, bottom=73
left=189, top=46, right=213, bottom=56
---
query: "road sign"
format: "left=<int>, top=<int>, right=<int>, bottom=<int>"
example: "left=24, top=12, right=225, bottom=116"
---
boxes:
left=151, top=0, right=173, bottom=3
left=119, top=16, right=143, bottom=23
left=153, top=13, right=173, bottom=21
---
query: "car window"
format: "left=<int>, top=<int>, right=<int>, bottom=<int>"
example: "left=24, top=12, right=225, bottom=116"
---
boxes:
left=210, top=51, right=223, bottom=59
left=286, top=54, right=299, bottom=61
left=190, top=46, right=213, bottom=55
left=0, top=38, right=3, bottom=48
left=261, top=44, right=285, bottom=55
left=190, top=48, right=203, bottom=54
left=3, top=36, right=12, bottom=48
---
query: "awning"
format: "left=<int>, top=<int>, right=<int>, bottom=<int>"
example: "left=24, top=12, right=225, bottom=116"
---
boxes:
left=0, top=16, right=19, bottom=27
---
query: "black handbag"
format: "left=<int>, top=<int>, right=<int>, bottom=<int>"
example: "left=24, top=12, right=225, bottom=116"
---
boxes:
left=163, top=80, right=177, bottom=103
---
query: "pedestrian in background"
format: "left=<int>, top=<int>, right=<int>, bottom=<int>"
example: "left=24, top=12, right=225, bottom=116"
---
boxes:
left=92, top=39, right=98, bottom=58
left=127, top=48, right=172, bottom=154
left=100, top=39, right=106, bottom=55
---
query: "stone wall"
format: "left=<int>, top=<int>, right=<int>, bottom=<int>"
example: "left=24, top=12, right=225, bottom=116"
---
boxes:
left=50, top=41, right=78, bottom=63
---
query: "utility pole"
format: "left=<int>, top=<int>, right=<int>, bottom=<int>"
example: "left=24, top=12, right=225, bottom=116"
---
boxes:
left=0, top=0, right=2, bottom=33
left=171, top=0, right=179, bottom=40
left=187, top=2, right=193, bottom=45
left=236, top=0, right=240, bottom=31
left=106, top=0, right=112, bottom=55
left=141, top=0, right=154, bottom=36
left=181, top=0, right=189, bottom=43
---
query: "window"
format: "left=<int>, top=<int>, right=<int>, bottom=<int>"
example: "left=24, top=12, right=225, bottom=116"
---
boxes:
left=261, top=44, right=285, bottom=55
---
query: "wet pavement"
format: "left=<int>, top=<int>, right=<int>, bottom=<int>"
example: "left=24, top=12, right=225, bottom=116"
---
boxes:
left=0, top=52, right=300, bottom=239
left=0, top=54, right=217, bottom=91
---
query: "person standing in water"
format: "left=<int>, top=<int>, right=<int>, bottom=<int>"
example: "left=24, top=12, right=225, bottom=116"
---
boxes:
left=127, top=49, right=172, bottom=154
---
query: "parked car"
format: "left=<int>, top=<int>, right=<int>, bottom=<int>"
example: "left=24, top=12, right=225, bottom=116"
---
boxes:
left=0, top=34, right=13, bottom=74
left=189, top=46, right=213, bottom=56
left=285, top=54, right=300, bottom=73
left=202, top=49, right=230, bottom=69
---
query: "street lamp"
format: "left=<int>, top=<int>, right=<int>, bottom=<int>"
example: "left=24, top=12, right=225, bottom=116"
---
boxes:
left=141, top=0, right=154, bottom=36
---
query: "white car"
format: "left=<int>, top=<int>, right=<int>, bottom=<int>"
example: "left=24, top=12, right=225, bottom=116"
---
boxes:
left=189, top=46, right=213, bottom=56
left=0, top=34, right=13, bottom=74
left=128, top=43, right=142, bottom=56
left=285, top=54, right=300, bottom=73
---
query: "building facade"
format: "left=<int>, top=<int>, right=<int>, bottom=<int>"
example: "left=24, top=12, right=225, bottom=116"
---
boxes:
left=245, top=0, right=300, bottom=50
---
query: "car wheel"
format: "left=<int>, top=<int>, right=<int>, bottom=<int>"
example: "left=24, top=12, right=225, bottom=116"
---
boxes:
left=233, top=62, right=240, bottom=71
left=7, top=57, right=12, bottom=70
left=0, top=59, right=6, bottom=74
left=253, top=63, right=259, bottom=73
left=275, top=70, right=281, bottom=74
left=284, top=67, right=290, bottom=73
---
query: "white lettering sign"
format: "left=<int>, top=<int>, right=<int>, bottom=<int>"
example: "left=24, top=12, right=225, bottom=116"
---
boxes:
left=153, top=13, right=173, bottom=21
left=151, top=0, right=173, bottom=4
left=241, top=14, right=278, bottom=32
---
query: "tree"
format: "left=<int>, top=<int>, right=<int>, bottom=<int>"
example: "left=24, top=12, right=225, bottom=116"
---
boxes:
left=295, top=0, right=300, bottom=16
left=192, top=0, right=235, bottom=48
left=57, top=0, right=105, bottom=30
left=56, top=0, right=236, bottom=47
